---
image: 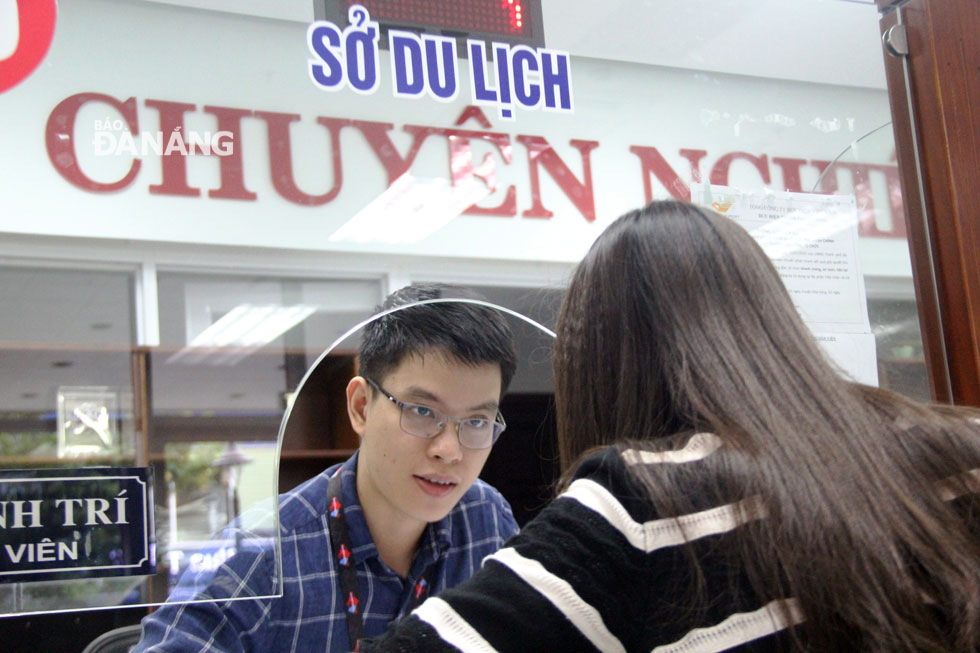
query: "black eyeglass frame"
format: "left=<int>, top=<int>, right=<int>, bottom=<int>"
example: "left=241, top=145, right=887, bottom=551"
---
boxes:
left=363, top=377, right=506, bottom=449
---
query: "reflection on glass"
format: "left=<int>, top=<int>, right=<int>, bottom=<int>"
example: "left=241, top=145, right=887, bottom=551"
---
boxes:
left=129, top=297, right=556, bottom=642
left=814, top=122, right=931, bottom=400
left=0, top=0, right=922, bottom=634
left=0, top=266, right=142, bottom=613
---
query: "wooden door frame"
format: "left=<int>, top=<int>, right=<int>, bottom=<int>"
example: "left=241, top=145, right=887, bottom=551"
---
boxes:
left=876, top=0, right=980, bottom=406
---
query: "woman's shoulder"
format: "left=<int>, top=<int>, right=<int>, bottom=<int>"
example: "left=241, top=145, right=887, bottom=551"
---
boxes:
left=571, top=432, right=724, bottom=485
left=563, top=432, right=726, bottom=524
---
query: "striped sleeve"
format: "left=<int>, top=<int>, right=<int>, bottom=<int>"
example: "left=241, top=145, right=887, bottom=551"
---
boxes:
left=360, top=436, right=798, bottom=653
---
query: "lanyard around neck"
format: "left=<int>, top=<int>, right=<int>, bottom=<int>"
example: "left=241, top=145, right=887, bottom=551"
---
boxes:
left=326, top=470, right=436, bottom=652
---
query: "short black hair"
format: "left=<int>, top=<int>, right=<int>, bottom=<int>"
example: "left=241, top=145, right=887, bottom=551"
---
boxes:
left=358, top=283, right=517, bottom=394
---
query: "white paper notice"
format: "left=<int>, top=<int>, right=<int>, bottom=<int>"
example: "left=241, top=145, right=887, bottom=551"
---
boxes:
left=813, top=332, right=879, bottom=386
left=691, top=184, right=878, bottom=385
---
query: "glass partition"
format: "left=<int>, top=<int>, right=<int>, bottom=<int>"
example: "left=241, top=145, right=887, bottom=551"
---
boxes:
left=813, top=122, right=930, bottom=400
left=0, top=265, right=141, bottom=613
left=0, top=0, right=934, bottom=638
left=147, top=273, right=384, bottom=603
left=282, top=295, right=558, bottom=520
left=147, top=298, right=555, bottom=617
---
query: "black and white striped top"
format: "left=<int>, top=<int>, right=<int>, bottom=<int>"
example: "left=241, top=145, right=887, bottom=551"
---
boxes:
left=361, top=433, right=804, bottom=652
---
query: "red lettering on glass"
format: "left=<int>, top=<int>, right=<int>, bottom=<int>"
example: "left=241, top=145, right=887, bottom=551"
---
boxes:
left=202, top=105, right=256, bottom=201
left=629, top=146, right=707, bottom=202
left=145, top=99, right=199, bottom=197
left=678, top=149, right=708, bottom=185
left=453, top=129, right=517, bottom=217
left=710, top=152, right=771, bottom=186
left=254, top=111, right=349, bottom=206
left=771, top=157, right=808, bottom=193
left=818, top=161, right=907, bottom=238
left=453, top=105, right=492, bottom=129
left=881, top=164, right=907, bottom=239
left=355, top=120, right=437, bottom=185
left=416, top=108, right=517, bottom=217
left=517, top=136, right=599, bottom=221
left=810, top=160, right=834, bottom=192
left=40, top=93, right=910, bottom=239
left=45, top=93, right=142, bottom=192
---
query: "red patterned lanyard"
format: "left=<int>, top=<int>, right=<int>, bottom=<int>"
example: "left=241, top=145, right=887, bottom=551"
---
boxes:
left=326, top=470, right=435, bottom=651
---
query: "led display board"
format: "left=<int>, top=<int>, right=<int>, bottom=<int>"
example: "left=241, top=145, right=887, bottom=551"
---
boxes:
left=314, top=0, right=545, bottom=48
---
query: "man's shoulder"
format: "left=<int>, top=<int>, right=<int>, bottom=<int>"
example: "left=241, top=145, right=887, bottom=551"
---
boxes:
left=444, top=479, right=519, bottom=539
left=458, top=477, right=509, bottom=507
left=277, top=467, right=333, bottom=533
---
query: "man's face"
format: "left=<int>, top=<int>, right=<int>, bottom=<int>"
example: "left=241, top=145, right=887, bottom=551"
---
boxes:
left=348, top=351, right=502, bottom=529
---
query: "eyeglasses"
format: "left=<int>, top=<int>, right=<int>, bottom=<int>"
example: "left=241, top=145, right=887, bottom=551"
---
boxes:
left=364, top=377, right=506, bottom=450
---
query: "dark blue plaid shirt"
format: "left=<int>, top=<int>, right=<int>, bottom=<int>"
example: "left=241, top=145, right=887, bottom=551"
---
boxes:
left=134, top=451, right=519, bottom=652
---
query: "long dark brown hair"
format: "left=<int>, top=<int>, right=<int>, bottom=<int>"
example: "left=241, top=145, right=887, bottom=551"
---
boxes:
left=554, top=200, right=980, bottom=651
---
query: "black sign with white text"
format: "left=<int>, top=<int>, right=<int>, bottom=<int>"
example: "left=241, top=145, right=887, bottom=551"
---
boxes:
left=0, top=467, right=154, bottom=583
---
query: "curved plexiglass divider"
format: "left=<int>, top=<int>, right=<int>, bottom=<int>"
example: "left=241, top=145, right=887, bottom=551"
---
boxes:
left=811, top=122, right=933, bottom=400
left=0, top=297, right=557, bottom=617
left=686, top=120, right=928, bottom=402
left=278, top=296, right=559, bottom=532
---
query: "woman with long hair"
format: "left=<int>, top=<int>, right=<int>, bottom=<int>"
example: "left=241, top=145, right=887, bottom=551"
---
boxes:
left=362, top=200, right=980, bottom=652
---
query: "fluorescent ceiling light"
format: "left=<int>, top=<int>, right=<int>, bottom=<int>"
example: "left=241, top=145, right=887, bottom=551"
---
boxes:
left=329, top=173, right=491, bottom=245
left=168, top=303, right=317, bottom=365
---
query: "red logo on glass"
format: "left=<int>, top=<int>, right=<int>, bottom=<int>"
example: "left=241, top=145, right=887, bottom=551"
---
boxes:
left=0, top=0, right=57, bottom=94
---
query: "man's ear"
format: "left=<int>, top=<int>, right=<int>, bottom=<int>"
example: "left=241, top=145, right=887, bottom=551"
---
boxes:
left=346, top=376, right=370, bottom=437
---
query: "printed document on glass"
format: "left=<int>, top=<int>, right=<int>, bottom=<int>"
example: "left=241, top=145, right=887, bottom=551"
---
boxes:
left=692, top=183, right=877, bottom=386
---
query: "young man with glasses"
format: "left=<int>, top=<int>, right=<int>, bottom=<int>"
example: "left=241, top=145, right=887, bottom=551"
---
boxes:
left=134, top=284, right=519, bottom=652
